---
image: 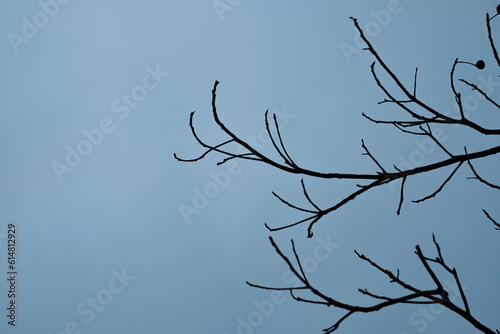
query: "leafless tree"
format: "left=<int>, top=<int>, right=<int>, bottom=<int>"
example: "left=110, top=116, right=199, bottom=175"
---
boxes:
left=175, top=5, right=500, bottom=333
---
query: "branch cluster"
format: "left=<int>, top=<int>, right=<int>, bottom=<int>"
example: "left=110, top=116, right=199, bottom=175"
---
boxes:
left=246, top=235, right=497, bottom=333
left=175, top=11, right=500, bottom=235
left=176, top=4, right=500, bottom=333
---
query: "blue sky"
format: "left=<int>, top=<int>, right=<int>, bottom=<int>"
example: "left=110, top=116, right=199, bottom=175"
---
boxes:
left=1, top=1, right=499, bottom=333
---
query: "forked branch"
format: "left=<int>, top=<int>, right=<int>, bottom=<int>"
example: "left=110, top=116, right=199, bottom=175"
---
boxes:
left=175, top=8, right=500, bottom=236
left=246, top=236, right=496, bottom=333
left=175, top=79, right=500, bottom=236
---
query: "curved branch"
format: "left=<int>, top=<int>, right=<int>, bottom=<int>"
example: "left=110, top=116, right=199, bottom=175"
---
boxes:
left=352, top=17, right=500, bottom=135
left=483, top=209, right=500, bottom=230
left=487, top=12, right=500, bottom=67
left=465, top=147, right=500, bottom=190
left=248, top=236, right=497, bottom=333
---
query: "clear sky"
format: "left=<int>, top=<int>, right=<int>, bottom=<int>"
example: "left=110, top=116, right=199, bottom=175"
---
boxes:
left=0, top=1, right=499, bottom=333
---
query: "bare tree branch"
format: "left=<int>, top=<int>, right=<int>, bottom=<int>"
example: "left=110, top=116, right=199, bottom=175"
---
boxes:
left=465, top=147, right=500, bottom=190
left=419, top=123, right=454, bottom=158
left=361, top=139, right=386, bottom=173
left=247, top=236, right=496, bottom=333
left=487, top=11, right=500, bottom=67
left=412, top=161, right=464, bottom=203
left=397, top=176, right=407, bottom=215
left=483, top=209, right=500, bottom=230
left=178, top=5, right=500, bottom=333
left=459, top=78, right=500, bottom=109
left=176, top=79, right=500, bottom=235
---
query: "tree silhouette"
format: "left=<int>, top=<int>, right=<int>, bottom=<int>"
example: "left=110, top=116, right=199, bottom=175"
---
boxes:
left=176, top=5, right=500, bottom=333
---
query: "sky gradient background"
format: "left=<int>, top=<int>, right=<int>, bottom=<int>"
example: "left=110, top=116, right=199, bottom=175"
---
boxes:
left=1, top=1, right=500, bottom=333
